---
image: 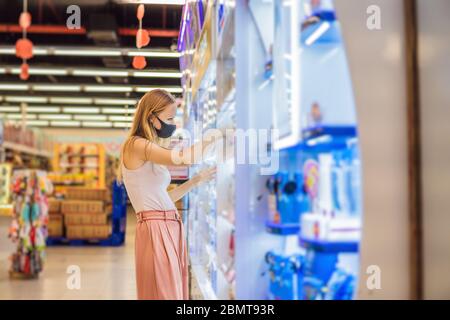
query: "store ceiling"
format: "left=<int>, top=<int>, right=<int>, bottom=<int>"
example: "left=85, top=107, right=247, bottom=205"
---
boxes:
left=0, top=0, right=183, bottom=129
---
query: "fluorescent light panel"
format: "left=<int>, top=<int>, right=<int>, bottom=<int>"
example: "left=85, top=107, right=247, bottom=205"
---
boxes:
left=39, top=114, right=72, bottom=120
left=51, top=121, right=80, bottom=127
left=0, top=95, right=138, bottom=105
left=0, top=84, right=181, bottom=94
left=0, top=106, right=20, bottom=112
left=82, top=121, right=113, bottom=128
left=73, top=69, right=128, bottom=77
left=113, top=122, right=131, bottom=128
left=63, top=107, right=100, bottom=114
left=5, top=96, right=47, bottom=103
left=84, top=85, right=133, bottom=93
left=33, top=84, right=81, bottom=92
left=27, top=106, right=61, bottom=113
left=74, top=115, right=107, bottom=121
left=109, top=116, right=133, bottom=122
left=6, top=114, right=37, bottom=120
left=0, top=46, right=180, bottom=58
left=102, top=107, right=135, bottom=114
left=50, top=97, right=92, bottom=104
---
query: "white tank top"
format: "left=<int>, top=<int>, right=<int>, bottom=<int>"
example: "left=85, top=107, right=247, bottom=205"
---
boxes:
left=121, top=161, right=176, bottom=213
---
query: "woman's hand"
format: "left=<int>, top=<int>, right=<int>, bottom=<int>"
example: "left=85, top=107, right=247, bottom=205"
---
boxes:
left=194, top=166, right=217, bottom=186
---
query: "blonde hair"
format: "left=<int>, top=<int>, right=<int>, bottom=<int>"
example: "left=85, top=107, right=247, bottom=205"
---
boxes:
left=118, top=89, right=177, bottom=182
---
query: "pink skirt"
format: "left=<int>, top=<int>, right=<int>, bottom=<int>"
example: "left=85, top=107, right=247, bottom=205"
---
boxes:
left=135, top=210, right=188, bottom=300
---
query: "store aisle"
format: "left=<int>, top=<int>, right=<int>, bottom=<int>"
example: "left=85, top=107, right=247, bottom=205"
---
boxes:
left=0, top=209, right=137, bottom=300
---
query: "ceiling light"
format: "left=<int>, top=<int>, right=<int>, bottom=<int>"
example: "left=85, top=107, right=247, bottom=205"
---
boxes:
left=27, top=106, right=61, bottom=113
left=133, top=71, right=182, bottom=78
left=0, top=84, right=29, bottom=90
left=1, top=66, right=180, bottom=78
left=53, top=49, right=122, bottom=56
left=82, top=121, right=113, bottom=128
left=0, top=83, right=182, bottom=93
left=113, top=122, right=131, bottom=128
left=39, top=114, right=72, bottom=120
left=134, top=86, right=183, bottom=93
left=74, top=115, right=107, bottom=121
left=0, top=46, right=179, bottom=58
left=24, top=120, right=49, bottom=126
left=73, top=70, right=129, bottom=77
left=51, top=121, right=80, bottom=127
left=4, top=96, right=48, bottom=103
left=33, top=84, right=82, bottom=92
left=63, top=107, right=100, bottom=114
left=50, top=97, right=93, bottom=104
left=9, top=67, right=68, bottom=76
left=127, top=50, right=180, bottom=58
left=94, top=98, right=137, bottom=105
left=109, top=116, right=133, bottom=122
left=6, top=114, right=37, bottom=120
left=102, top=107, right=135, bottom=114
left=84, top=85, right=133, bottom=93
left=0, top=106, right=20, bottom=112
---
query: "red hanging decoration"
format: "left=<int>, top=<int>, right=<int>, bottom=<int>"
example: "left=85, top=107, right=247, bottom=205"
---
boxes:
left=15, top=38, right=33, bottom=60
left=132, top=56, right=146, bottom=70
left=20, top=62, right=29, bottom=80
left=19, top=12, right=31, bottom=29
left=137, top=4, right=145, bottom=21
left=133, top=3, right=149, bottom=70
left=17, top=0, right=33, bottom=81
left=136, top=29, right=150, bottom=49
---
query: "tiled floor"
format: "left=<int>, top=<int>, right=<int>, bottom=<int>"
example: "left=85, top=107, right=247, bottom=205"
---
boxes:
left=0, top=211, right=137, bottom=300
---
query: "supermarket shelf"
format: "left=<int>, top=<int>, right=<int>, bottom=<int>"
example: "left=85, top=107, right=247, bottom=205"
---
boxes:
left=299, top=237, right=359, bottom=253
left=60, top=153, right=99, bottom=158
left=52, top=182, right=86, bottom=186
left=59, top=164, right=99, bottom=169
left=191, top=264, right=217, bottom=300
left=1, top=141, right=52, bottom=158
left=0, top=204, right=13, bottom=216
left=265, top=221, right=300, bottom=235
left=46, top=236, right=124, bottom=247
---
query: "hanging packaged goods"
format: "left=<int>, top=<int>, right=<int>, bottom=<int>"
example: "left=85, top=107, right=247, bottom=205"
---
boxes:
left=8, top=169, right=52, bottom=279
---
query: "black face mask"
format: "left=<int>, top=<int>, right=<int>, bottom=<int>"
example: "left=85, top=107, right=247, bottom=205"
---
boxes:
left=153, top=115, right=176, bottom=138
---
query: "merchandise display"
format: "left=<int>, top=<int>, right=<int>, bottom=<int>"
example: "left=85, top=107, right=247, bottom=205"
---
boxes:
left=51, top=143, right=107, bottom=190
left=178, top=0, right=362, bottom=300
left=8, top=170, right=53, bottom=279
left=46, top=183, right=126, bottom=246
left=179, top=0, right=237, bottom=300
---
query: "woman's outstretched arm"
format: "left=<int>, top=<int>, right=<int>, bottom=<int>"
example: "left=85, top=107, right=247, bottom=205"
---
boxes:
left=168, top=167, right=216, bottom=202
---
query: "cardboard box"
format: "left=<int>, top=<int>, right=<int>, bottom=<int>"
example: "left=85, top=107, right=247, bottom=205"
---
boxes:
left=66, top=188, right=107, bottom=201
left=48, top=199, right=61, bottom=213
left=48, top=214, right=63, bottom=237
left=61, top=200, right=104, bottom=214
left=64, top=213, right=109, bottom=226
left=66, top=224, right=111, bottom=239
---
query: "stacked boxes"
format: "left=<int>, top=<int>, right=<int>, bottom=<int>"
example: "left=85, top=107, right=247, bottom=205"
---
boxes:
left=61, top=187, right=111, bottom=240
left=48, top=199, right=63, bottom=237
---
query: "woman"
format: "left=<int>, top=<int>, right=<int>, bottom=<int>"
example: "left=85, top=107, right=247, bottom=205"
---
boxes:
left=119, top=89, right=217, bottom=300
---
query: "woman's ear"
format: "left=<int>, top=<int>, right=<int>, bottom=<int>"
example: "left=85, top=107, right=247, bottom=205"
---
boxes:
left=149, top=114, right=161, bottom=129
